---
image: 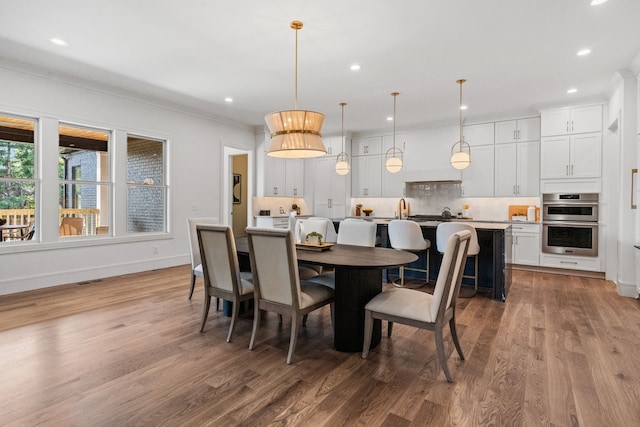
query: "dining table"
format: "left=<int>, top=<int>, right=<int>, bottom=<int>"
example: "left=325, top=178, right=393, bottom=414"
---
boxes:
left=0, top=224, right=29, bottom=241
left=235, top=237, right=418, bottom=352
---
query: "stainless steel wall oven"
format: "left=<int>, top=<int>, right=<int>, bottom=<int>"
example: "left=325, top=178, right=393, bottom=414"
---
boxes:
left=542, top=193, right=598, bottom=257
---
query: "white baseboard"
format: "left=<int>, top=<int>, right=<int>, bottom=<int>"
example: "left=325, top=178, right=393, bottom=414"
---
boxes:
left=616, top=281, right=639, bottom=298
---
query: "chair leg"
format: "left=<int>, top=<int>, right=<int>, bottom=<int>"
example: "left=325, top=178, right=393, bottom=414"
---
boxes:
left=425, top=250, right=430, bottom=284
left=449, top=316, right=465, bottom=360
left=330, top=302, right=335, bottom=329
left=362, top=310, right=374, bottom=358
left=226, top=298, right=240, bottom=343
left=303, top=314, right=308, bottom=326
left=387, top=321, right=394, bottom=337
left=188, top=274, right=196, bottom=300
left=249, top=305, right=261, bottom=350
left=287, top=315, right=300, bottom=364
left=215, top=297, right=220, bottom=311
left=435, top=327, right=453, bottom=383
left=199, top=294, right=211, bottom=332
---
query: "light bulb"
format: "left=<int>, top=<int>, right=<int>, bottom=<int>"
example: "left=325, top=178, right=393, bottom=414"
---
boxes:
left=450, top=151, right=470, bottom=170
left=385, top=156, right=403, bottom=173
left=335, top=160, right=350, bottom=175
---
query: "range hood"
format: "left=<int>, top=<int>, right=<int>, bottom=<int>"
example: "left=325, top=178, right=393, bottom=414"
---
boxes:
left=403, top=169, right=462, bottom=183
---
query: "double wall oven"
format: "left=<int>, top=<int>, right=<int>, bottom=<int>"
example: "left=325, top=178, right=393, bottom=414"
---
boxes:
left=542, top=193, right=599, bottom=257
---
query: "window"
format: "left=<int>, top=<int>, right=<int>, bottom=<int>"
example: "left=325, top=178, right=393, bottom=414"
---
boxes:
left=58, top=123, right=110, bottom=237
left=127, top=135, right=166, bottom=233
left=0, top=114, right=37, bottom=242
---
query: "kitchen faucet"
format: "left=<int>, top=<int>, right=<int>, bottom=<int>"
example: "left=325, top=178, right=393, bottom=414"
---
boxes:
left=397, top=198, right=409, bottom=219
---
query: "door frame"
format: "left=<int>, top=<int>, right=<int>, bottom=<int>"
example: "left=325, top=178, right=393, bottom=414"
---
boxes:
left=222, top=146, right=253, bottom=227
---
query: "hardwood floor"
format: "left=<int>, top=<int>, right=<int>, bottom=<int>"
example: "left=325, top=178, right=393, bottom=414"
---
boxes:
left=1, top=266, right=639, bottom=426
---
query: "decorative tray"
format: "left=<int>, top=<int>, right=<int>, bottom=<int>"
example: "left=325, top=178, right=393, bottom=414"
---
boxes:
left=296, top=242, right=334, bottom=251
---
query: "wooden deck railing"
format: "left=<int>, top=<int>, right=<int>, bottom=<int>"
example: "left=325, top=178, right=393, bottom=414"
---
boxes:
left=0, top=208, right=101, bottom=236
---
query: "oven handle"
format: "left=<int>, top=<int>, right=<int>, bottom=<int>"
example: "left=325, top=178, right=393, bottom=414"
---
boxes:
left=542, top=201, right=599, bottom=206
left=542, top=221, right=598, bottom=227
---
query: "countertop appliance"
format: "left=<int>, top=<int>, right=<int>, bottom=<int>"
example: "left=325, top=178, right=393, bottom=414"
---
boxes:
left=542, top=193, right=598, bottom=257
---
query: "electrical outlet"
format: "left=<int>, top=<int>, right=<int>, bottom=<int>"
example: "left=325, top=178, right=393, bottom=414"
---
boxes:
left=191, top=203, right=198, bottom=212
left=153, top=246, right=159, bottom=254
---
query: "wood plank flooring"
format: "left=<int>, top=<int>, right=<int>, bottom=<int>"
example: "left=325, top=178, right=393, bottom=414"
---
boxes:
left=1, top=266, right=639, bottom=426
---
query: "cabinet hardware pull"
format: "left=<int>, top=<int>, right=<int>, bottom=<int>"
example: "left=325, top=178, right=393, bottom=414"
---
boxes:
left=517, top=184, right=520, bottom=194
left=566, top=165, right=569, bottom=176
left=560, top=261, right=578, bottom=265
left=571, top=120, right=574, bottom=132
left=517, top=130, right=521, bottom=140
left=571, top=164, right=574, bottom=175
left=632, top=168, right=638, bottom=209
left=566, top=121, right=569, bottom=132
left=513, top=130, right=516, bottom=140
left=513, top=185, right=516, bottom=195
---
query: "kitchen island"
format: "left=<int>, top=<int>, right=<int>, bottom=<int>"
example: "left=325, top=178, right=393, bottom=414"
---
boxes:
left=335, top=219, right=512, bottom=302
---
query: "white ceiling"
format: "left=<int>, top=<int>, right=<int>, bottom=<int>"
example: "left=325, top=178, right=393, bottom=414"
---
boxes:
left=1, top=0, right=639, bottom=136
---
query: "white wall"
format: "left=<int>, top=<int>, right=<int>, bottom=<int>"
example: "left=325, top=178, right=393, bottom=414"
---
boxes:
left=0, top=66, right=255, bottom=295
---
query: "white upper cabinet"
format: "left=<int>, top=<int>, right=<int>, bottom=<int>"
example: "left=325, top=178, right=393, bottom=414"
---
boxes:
left=541, top=105, right=602, bottom=137
left=462, top=122, right=494, bottom=146
left=263, top=156, right=304, bottom=197
left=461, top=145, right=494, bottom=197
left=351, top=155, right=382, bottom=197
left=323, top=136, right=349, bottom=157
left=540, top=133, right=602, bottom=179
left=352, top=136, right=382, bottom=156
left=495, top=141, right=540, bottom=196
left=313, top=156, right=348, bottom=218
left=494, top=117, right=540, bottom=144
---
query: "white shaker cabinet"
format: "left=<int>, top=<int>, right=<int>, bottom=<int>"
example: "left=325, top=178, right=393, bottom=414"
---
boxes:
left=463, top=122, right=494, bottom=146
left=323, top=136, right=349, bottom=157
left=313, top=157, right=348, bottom=218
left=285, top=159, right=305, bottom=197
left=263, top=156, right=304, bottom=197
left=352, top=155, right=382, bottom=197
left=541, top=105, right=602, bottom=137
left=494, top=117, right=540, bottom=144
left=511, top=223, right=540, bottom=266
left=540, top=133, right=602, bottom=179
left=495, top=141, right=540, bottom=196
left=461, top=145, right=494, bottom=197
left=352, top=136, right=382, bottom=156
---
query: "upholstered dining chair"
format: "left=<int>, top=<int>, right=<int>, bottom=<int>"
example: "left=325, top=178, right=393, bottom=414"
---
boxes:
left=196, top=224, right=254, bottom=342
left=362, top=230, right=471, bottom=382
left=295, top=217, right=339, bottom=278
left=187, top=217, right=219, bottom=300
left=436, top=222, right=481, bottom=297
left=388, top=220, right=431, bottom=288
left=246, top=227, right=334, bottom=364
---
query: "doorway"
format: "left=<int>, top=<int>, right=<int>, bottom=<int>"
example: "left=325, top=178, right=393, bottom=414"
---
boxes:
left=222, top=146, right=253, bottom=236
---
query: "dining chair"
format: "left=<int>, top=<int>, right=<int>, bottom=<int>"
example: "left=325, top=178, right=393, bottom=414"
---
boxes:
left=59, top=217, right=84, bottom=236
left=197, top=224, right=254, bottom=342
left=295, top=217, right=339, bottom=278
left=187, top=217, right=219, bottom=300
left=246, top=227, right=334, bottom=364
left=436, top=223, right=480, bottom=297
left=362, top=229, right=471, bottom=382
left=388, top=220, right=431, bottom=288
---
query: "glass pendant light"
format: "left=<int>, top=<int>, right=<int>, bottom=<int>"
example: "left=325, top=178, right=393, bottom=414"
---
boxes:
left=264, top=21, right=327, bottom=158
left=385, top=92, right=403, bottom=173
left=335, top=102, right=350, bottom=175
left=450, top=79, right=471, bottom=170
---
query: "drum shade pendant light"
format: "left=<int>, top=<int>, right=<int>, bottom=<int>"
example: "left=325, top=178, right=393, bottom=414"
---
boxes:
left=385, top=92, right=403, bottom=173
left=450, top=79, right=471, bottom=170
left=265, top=21, right=326, bottom=158
left=335, top=102, right=350, bottom=175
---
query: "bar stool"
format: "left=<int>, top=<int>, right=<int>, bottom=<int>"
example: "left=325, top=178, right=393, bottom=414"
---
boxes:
left=388, top=220, right=431, bottom=288
left=436, top=223, right=480, bottom=297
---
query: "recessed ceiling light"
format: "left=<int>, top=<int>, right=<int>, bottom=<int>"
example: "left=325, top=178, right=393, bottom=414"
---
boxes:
left=350, top=64, right=361, bottom=71
left=460, top=105, right=468, bottom=110
left=224, top=97, right=233, bottom=103
left=577, top=48, right=592, bottom=56
left=591, top=0, right=608, bottom=5
left=386, top=116, right=393, bottom=121
left=50, top=38, right=68, bottom=46
left=567, top=88, right=578, bottom=94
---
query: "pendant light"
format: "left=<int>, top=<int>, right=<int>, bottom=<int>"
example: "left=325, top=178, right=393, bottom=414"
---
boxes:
left=264, top=21, right=326, bottom=158
left=385, top=92, right=403, bottom=173
left=450, top=79, right=471, bottom=170
left=335, top=102, right=350, bottom=175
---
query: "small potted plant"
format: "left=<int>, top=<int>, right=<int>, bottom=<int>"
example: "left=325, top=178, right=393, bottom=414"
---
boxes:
left=355, top=203, right=363, bottom=216
left=305, top=231, right=323, bottom=245
left=291, top=203, right=300, bottom=215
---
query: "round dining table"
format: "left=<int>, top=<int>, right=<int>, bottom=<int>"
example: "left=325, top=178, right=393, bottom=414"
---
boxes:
left=235, top=238, right=418, bottom=352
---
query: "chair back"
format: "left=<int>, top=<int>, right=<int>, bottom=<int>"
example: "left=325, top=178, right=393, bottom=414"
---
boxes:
left=436, top=222, right=480, bottom=255
left=388, top=220, right=428, bottom=251
left=59, top=217, right=84, bottom=236
left=296, top=218, right=337, bottom=244
left=246, top=227, right=301, bottom=308
left=337, top=220, right=376, bottom=247
left=430, top=230, right=471, bottom=320
left=196, top=224, right=240, bottom=294
left=187, top=217, right=219, bottom=269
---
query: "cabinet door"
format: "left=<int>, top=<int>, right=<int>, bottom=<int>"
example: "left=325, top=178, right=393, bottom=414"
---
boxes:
left=541, top=109, right=571, bottom=137
left=264, top=155, right=285, bottom=196
left=352, top=136, right=381, bottom=156
left=570, top=105, right=602, bottom=134
left=517, top=117, right=541, bottom=142
left=513, top=233, right=540, bottom=265
left=461, top=145, right=494, bottom=197
left=540, top=136, right=570, bottom=179
left=570, top=133, right=601, bottom=178
left=351, top=155, right=381, bottom=197
left=516, top=141, right=540, bottom=196
left=495, top=120, right=517, bottom=144
left=285, top=159, right=304, bottom=197
left=494, top=143, right=517, bottom=196
left=382, top=168, right=405, bottom=198
left=463, top=122, right=494, bottom=146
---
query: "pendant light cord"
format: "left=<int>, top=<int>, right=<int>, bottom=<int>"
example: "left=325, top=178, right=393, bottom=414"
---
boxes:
left=457, top=79, right=466, bottom=145
left=291, top=21, right=303, bottom=110
left=340, top=102, right=346, bottom=152
left=392, top=92, right=399, bottom=150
